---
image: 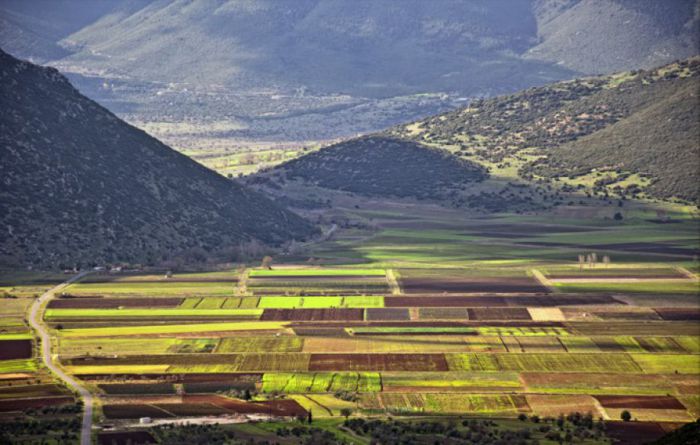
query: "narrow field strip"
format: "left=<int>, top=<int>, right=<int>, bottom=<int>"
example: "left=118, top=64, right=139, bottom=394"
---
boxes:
left=57, top=321, right=288, bottom=337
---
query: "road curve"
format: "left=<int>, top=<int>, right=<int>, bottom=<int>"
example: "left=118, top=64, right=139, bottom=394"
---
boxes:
left=28, top=272, right=93, bottom=445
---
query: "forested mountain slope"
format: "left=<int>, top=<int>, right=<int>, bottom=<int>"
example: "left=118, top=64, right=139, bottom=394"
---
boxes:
left=0, top=49, right=316, bottom=268
left=265, top=59, right=699, bottom=208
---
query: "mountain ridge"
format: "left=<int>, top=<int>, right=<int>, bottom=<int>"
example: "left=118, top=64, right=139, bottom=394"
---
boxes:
left=0, top=48, right=317, bottom=268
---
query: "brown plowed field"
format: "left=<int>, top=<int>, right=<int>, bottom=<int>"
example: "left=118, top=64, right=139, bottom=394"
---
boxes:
left=603, top=422, right=667, bottom=445
left=385, top=297, right=508, bottom=307
left=467, top=308, right=532, bottom=321
left=384, top=295, right=618, bottom=307
left=308, top=353, right=448, bottom=371
left=79, top=373, right=262, bottom=382
left=184, top=395, right=307, bottom=416
left=261, top=308, right=364, bottom=321
left=0, top=396, right=74, bottom=412
left=0, top=339, right=32, bottom=359
left=400, top=277, right=549, bottom=294
left=98, top=431, right=156, bottom=445
left=595, top=395, right=686, bottom=409
left=364, top=308, right=411, bottom=321
left=654, top=308, right=700, bottom=321
left=49, top=297, right=183, bottom=309
left=102, top=404, right=174, bottom=419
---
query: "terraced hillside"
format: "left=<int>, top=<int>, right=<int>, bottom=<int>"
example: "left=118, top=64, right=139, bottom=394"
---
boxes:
left=0, top=50, right=316, bottom=268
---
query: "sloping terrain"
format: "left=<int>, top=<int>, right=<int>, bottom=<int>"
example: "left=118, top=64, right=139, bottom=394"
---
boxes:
left=0, top=49, right=316, bottom=268
left=277, top=137, right=487, bottom=199
left=259, top=59, right=699, bottom=208
left=392, top=58, right=700, bottom=205
left=0, top=0, right=696, bottom=169
left=526, top=0, right=699, bottom=74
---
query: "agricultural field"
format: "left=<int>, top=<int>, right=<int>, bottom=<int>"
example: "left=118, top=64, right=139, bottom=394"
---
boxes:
left=0, top=204, right=698, bottom=443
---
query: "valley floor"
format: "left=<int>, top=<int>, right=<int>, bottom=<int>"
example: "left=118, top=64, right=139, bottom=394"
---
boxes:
left=1, top=201, right=698, bottom=444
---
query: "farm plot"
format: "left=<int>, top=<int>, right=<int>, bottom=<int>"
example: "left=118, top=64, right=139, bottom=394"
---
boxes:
left=501, top=336, right=566, bottom=353
left=248, top=269, right=386, bottom=277
left=260, top=308, right=364, bottom=321
left=520, top=372, right=675, bottom=395
left=308, top=353, right=448, bottom=372
left=382, top=372, right=522, bottom=392
left=44, top=308, right=263, bottom=320
left=58, top=321, right=288, bottom=338
left=467, top=308, right=532, bottom=321
left=398, top=269, right=549, bottom=294
left=0, top=339, right=32, bottom=359
left=630, top=354, right=700, bottom=374
left=215, top=337, right=303, bottom=353
left=98, top=383, right=176, bottom=395
left=362, top=393, right=528, bottom=415
left=302, top=335, right=501, bottom=353
left=446, top=353, right=642, bottom=373
left=62, top=281, right=234, bottom=297
left=48, top=297, right=183, bottom=309
left=261, top=372, right=381, bottom=393
left=525, top=395, right=603, bottom=418
left=654, top=308, right=700, bottom=321
left=365, top=308, right=411, bottom=321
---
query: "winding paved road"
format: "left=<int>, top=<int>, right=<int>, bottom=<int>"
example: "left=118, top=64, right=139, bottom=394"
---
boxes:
left=28, top=272, right=93, bottom=445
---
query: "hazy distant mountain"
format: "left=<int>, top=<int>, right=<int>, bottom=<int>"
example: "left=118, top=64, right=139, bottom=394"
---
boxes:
left=1, top=0, right=697, bottom=162
left=0, top=49, right=316, bottom=268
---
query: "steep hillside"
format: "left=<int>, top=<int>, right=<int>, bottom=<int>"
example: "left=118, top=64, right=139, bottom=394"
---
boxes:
left=526, top=0, right=699, bottom=73
left=0, top=49, right=316, bottom=268
left=277, top=137, right=487, bottom=199
left=392, top=58, right=700, bottom=204
left=260, top=59, right=699, bottom=209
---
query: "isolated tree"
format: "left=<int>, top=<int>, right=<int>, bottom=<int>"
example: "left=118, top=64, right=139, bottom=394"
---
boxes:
left=578, top=255, right=586, bottom=270
left=614, top=212, right=624, bottom=221
left=261, top=256, right=273, bottom=270
left=340, top=408, right=353, bottom=420
left=307, top=409, right=313, bottom=424
left=621, top=410, right=632, bottom=422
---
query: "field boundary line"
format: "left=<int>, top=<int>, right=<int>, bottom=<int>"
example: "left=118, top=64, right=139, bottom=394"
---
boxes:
left=591, top=397, right=610, bottom=420
left=386, top=269, right=402, bottom=295
left=676, top=266, right=699, bottom=281
left=530, top=269, right=557, bottom=293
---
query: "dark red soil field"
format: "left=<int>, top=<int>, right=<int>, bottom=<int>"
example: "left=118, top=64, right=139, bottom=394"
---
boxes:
left=466, top=308, right=532, bottom=321
left=400, top=277, right=549, bottom=294
left=0, top=339, right=32, bottom=359
left=0, top=396, right=74, bottom=412
left=154, top=403, right=229, bottom=416
left=98, top=383, right=176, bottom=395
left=261, top=308, right=364, bottom=321
left=49, top=297, right=183, bottom=309
left=81, top=373, right=261, bottom=383
left=289, top=321, right=565, bottom=328
left=417, top=308, right=470, bottom=320
left=604, top=422, right=667, bottom=445
left=384, top=295, right=618, bottom=307
left=595, top=395, right=686, bottom=409
left=98, top=431, right=156, bottom=445
left=594, top=311, right=662, bottom=321
left=364, top=308, right=411, bottom=321
left=308, top=353, right=448, bottom=371
left=385, top=296, right=509, bottom=307
left=184, top=395, right=307, bottom=416
left=102, top=404, right=174, bottom=419
left=654, top=308, right=700, bottom=321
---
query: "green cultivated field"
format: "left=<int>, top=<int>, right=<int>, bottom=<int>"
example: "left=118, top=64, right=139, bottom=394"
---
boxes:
left=3, top=200, right=698, bottom=429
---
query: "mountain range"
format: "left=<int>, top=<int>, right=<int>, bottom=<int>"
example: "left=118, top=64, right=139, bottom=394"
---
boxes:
left=1, top=0, right=697, bottom=145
